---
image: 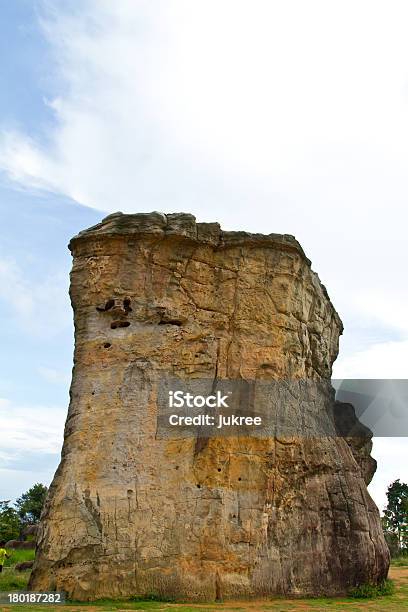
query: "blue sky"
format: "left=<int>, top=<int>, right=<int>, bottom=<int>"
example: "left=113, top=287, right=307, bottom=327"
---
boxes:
left=0, top=0, right=407, bottom=510
left=0, top=188, right=100, bottom=500
left=0, top=3, right=50, bottom=136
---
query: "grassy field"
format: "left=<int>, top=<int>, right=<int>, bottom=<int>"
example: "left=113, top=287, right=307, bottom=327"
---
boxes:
left=390, top=555, right=408, bottom=567
left=1, top=559, right=407, bottom=611
left=3, top=549, right=36, bottom=567
left=0, top=549, right=35, bottom=593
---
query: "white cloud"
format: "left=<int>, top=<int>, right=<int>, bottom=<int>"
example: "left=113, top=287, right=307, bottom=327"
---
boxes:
left=333, top=341, right=408, bottom=513
left=0, top=1, right=407, bottom=228
left=333, top=340, right=408, bottom=379
left=1, top=0, right=407, bottom=512
left=351, top=291, right=408, bottom=338
left=369, top=438, right=408, bottom=514
left=37, top=366, right=71, bottom=385
left=332, top=334, right=408, bottom=505
left=0, top=468, right=58, bottom=505
left=0, top=398, right=65, bottom=502
left=1, top=1, right=408, bottom=325
left=0, top=257, right=70, bottom=336
left=0, top=131, right=58, bottom=192
left=0, top=398, right=65, bottom=459
left=0, top=258, right=36, bottom=318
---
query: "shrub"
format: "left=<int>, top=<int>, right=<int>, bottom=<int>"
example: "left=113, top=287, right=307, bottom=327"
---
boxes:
left=130, top=593, right=175, bottom=602
left=349, top=579, right=395, bottom=598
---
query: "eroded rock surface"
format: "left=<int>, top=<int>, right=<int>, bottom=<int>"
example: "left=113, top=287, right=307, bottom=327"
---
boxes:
left=29, top=212, right=389, bottom=600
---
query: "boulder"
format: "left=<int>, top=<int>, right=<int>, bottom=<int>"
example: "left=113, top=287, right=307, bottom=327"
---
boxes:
left=5, top=540, right=35, bottom=549
left=29, top=212, right=389, bottom=601
left=15, top=560, right=34, bottom=572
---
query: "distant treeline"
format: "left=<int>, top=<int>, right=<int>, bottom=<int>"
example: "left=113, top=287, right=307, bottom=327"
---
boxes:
left=0, top=483, right=47, bottom=542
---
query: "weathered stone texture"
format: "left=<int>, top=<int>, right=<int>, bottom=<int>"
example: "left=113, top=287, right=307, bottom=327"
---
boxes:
left=29, top=212, right=389, bottom=600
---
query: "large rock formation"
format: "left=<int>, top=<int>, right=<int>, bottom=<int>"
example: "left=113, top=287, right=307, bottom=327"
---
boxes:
left=29, top=212, right=389, bottom=601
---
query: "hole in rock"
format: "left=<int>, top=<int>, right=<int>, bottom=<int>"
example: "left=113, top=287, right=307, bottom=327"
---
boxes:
left=111, top=321, right=131, bottom=329
left=158, top=319, right=182, bottom=326
left=196, top=484, right=201, bottom=488
left=103, top=342, right=111, bottom=348
left=260, top=363, right=275, bottom=370
left=97, top=298, right=115, bottom=312
left=123, top=298, right=132, bottom=313
left=238, top=477, right=242, bottom=481
left=217, top=468, right=221, bottom=472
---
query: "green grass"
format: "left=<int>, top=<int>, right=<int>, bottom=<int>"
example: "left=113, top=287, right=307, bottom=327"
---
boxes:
left=391, top=555, right=408, bottom=567
left=0, top=548, right=35, bottom=595
left=1, top=562, right=407, bottom=611
left=0, top=567, right=31, bottom=591
left=348, top=578, right=395, bottom=598
left=4, top=548, right=35, bottom=567
left=129, top=592, right=175, bottom=602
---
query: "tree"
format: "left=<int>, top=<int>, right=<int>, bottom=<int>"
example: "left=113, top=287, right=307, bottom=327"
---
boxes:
left=0, top=501, right=20, bottom=542
left=383, top=479, right=408, bottom=556
left=15, top=483, right=48, bottom=526
left=382, top=515, right=399, bottom=557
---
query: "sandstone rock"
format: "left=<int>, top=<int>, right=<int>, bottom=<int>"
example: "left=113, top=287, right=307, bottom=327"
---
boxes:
left=5, top=540, right=35, bottom=549
left=16, top=560, right=34, bottom=572
left=23, top=524, right=39, bottom=539
left=29, top=212, right=389, bottom=601
left=333, top=401, right=377, bottom=485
